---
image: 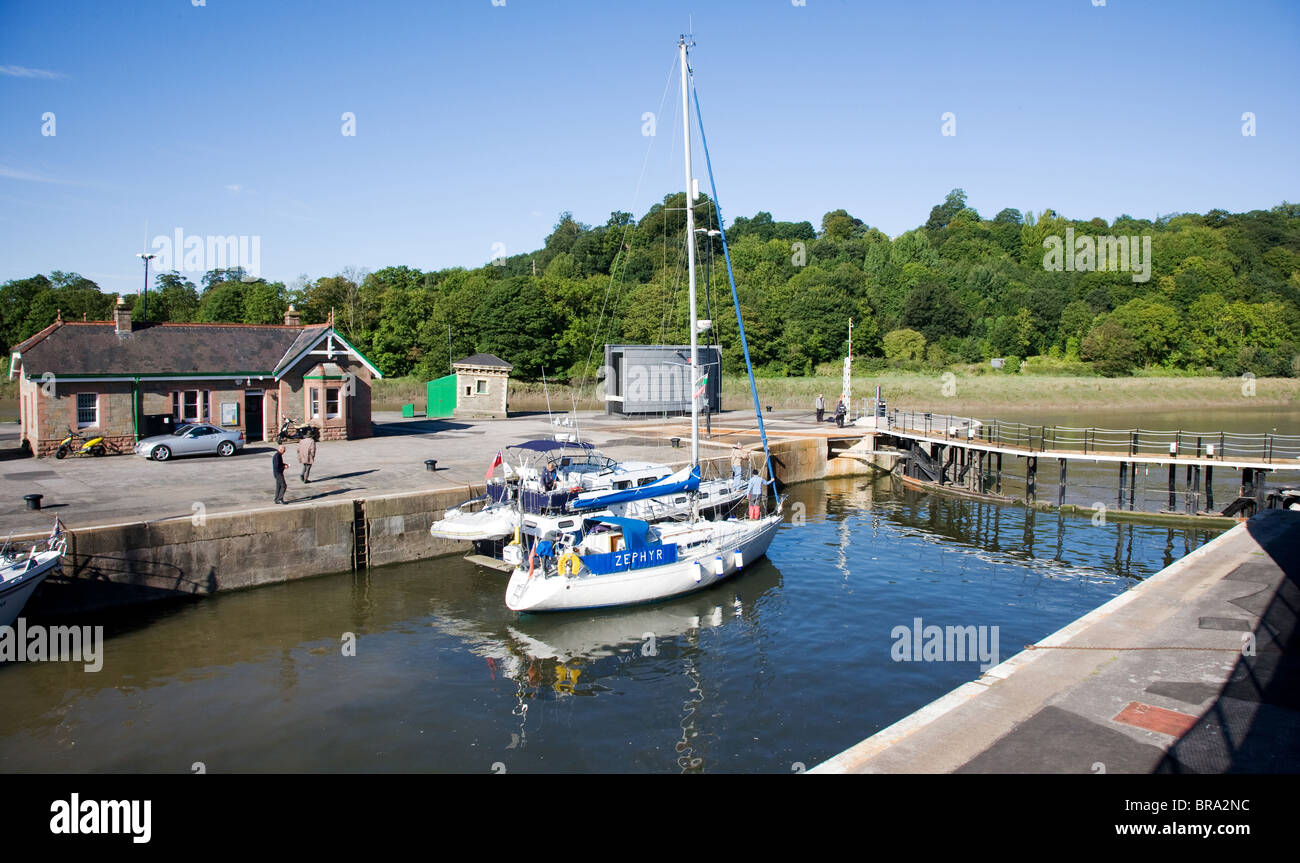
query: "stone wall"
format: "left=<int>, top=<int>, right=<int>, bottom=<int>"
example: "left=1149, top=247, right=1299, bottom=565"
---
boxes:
left=364, top=486, right=483, bottom=568
left=31, top=380, right=135, bottom=457
left=20, top=485, right=475, bottom=616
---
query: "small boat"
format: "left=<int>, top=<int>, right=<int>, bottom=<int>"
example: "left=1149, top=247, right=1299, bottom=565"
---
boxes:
left=505, top=36, right=784, bottom=612
left=0, top=519, right=67, bottom=627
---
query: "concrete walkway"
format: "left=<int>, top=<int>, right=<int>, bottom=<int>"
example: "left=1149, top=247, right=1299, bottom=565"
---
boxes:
left=812, top=509, right=1300, bottom=773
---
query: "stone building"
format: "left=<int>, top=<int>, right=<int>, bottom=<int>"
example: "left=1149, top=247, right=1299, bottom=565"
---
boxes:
left=8, top=301, right=383, bottom=456
left=451, top=353, right=512, bottom=419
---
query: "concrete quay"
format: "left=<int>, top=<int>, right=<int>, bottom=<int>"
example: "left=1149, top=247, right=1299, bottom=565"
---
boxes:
left=811, top=508, right=1300, bottom=774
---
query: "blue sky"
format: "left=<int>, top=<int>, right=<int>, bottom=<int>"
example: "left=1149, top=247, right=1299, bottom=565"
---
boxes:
left=2, top=0, right=1297, bottom=296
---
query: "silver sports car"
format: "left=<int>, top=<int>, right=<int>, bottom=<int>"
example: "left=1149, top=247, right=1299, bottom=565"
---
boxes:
left=134, top=423, right=245, bottom=461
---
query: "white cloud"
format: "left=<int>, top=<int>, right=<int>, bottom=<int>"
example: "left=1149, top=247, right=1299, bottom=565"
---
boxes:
left=0, top=164, right=74, bottom=185
left=0, top=64, right=65, bottom=80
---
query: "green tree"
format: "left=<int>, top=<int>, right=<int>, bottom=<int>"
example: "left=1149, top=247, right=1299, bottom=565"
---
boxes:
left=882, top=328, right=926, bottom=362
left=925, top=188, right=968, bottom=232
left=1081, top=318, right=1140, bottom=376
left=197, top=280, right=246, bottom=322
left=152, top=272, right=200, bottom=322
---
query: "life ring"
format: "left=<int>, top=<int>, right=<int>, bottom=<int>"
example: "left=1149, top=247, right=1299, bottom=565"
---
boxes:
left=558, top=552, right=583, bottom=576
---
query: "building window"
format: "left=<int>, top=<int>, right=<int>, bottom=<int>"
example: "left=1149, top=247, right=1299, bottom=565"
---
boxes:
left=464, top=385, right=472, bottom=397
left=310, top=388, right=320, bottom=419
left=76, top=392, right=98, bottom=428
left=326, top=387, right=340, bottom=419
left=172, top=390, right=209, bottom=423
left=476, top=379, right=488, bottom=395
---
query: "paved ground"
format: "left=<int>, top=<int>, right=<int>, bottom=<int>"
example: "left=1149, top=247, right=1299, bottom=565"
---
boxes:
left=812, top=509, right=1300, bottom=773
left=0, top=409, right=838, bottom=535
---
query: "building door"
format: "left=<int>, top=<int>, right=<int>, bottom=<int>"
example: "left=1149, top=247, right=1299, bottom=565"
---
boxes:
left=425, top=373, right=457, bottom=418
left=245, top=391, right=264, bottom=442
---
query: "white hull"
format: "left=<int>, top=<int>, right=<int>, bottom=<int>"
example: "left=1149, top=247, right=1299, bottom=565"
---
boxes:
left=429, top=507, right=516, bottom=541
left=0, top=551, right=62, bottom=628
left=505, top=515, right=781, bottom=612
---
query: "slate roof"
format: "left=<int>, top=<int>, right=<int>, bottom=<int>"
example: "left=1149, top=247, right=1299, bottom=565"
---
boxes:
left=453, top=353, right=513, bottom=370
left=11, top=321, right=332, bottom=377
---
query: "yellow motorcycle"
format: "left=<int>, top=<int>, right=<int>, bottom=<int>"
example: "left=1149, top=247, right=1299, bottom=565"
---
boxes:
left=55, top=426, right=107, bottom=459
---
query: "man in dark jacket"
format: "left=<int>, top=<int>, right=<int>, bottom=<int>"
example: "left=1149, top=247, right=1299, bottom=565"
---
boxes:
left=272, top=445, right=289, bottom=504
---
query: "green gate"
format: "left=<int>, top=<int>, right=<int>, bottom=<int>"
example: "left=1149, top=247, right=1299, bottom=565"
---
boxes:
left=426, top=373, right=457, bottom=418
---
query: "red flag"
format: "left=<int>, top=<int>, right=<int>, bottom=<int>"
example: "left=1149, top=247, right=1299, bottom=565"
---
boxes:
left=486, top=450, right=503, bottom=480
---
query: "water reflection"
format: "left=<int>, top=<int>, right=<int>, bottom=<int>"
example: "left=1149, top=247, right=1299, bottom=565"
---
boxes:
left=422, top=559, right=785, bottom=773
left=798, top=475, right=1220, bottom=586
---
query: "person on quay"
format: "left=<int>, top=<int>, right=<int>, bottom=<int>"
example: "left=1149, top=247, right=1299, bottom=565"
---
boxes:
left=272, top=445, right=289, bottom=504
left=746, top=468, right=774, bottom=519
left=298, top=431, right=317, bottom=483
left=731, top=442, right=746, bottom=482
left=834, top=398, right=847, bottom=428
left=815, top=393, right=826, bottom=423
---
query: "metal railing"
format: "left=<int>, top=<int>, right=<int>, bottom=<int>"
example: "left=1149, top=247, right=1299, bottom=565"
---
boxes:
left=887, top=409, right=1300, bottom=465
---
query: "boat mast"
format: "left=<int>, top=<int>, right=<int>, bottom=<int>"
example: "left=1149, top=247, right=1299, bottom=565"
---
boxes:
left=680, top=35, right=700, bottom=468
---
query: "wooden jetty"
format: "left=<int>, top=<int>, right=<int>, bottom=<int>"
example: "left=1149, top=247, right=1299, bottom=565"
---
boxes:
left=880, top=409, right=1300, bottom=518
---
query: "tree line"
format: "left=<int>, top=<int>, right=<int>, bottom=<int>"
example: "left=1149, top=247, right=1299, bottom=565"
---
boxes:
left=4, top=190, right=1298, bottom=382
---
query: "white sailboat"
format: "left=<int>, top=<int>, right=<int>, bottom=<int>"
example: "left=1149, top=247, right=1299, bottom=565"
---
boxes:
left=505, top=36, right=783, bottom=612
left=0, top=519, right=66, bottom=627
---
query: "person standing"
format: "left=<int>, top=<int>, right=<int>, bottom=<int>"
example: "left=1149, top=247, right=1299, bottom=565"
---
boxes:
left=298, top=433, right=317, bottom=483
left=272, top=445, right=289, bottom=504
left=815, top=393, right=825, bottom=423
left=746, top=468, right=774, bottom=519
left=731, top=442, right=745, bottom=482
left=834, top=398, right=847, bottom=428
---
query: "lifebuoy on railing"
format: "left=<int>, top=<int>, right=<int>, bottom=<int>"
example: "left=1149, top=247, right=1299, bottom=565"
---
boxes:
left=558, top=552, right=583, bottom=576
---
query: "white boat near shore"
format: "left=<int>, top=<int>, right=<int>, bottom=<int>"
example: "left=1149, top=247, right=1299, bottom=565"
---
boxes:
left=0, top=520, right=66, bottom=627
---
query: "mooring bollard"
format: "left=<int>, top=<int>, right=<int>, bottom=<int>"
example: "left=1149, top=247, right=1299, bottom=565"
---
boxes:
left=670, top=437, right=681, bottom=448
left=24, top=493, right=43, bottom=511
left=425, top=459, right=437, bottom=471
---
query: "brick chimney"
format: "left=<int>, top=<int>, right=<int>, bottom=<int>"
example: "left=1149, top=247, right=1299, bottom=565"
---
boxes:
left=113, top=295, right=132, bottom=335
left=284, top=303, right=301, bottom=327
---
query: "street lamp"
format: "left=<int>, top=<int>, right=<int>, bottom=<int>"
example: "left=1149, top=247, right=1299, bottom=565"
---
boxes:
left=135, top=252, right=156, bottom=321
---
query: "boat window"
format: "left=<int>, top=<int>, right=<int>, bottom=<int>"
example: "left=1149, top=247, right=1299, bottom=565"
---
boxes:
left=637, top=477, right=658, bottom=487
left=615, top=481, right=631, bottom=490
left=558, top=520, right=574, bottom=529
left=674, top=497, right=686, bottom=504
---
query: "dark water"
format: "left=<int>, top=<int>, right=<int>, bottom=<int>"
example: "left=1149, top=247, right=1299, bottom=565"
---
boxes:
left=0, top=475, right=1222, bottom=773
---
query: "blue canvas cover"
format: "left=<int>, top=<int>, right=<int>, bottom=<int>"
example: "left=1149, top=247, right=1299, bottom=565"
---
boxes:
left=571, top=465, right=700, bottom=511
left=584, top=516, right=653, bottom=549
left=580, top=542, right=678, bottom=575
